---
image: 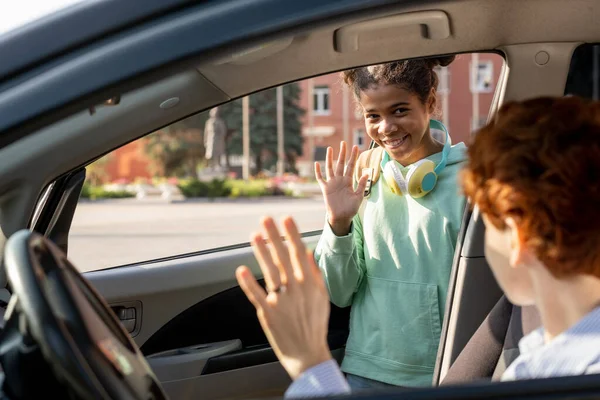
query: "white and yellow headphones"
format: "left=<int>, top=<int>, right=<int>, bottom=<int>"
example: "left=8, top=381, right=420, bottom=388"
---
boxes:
left=382, top=119, right=451, bottom=198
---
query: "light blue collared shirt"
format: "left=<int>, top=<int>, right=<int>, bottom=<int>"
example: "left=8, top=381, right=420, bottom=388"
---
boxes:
left=285, top=306, right=600, bottom=398
left=501, top=306, right=600, bottom=381
left=285, top=360, right=350, bottom=398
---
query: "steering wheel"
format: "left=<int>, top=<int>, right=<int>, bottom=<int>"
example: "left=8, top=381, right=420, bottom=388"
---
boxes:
left=0, top=230, right=167, bottom=399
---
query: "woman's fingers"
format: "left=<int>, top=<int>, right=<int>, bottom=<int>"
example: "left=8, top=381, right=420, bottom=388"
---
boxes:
left=250, top=232, right=281, bottom=291
left=236, top=266, right=268, bottom=310
left=335, top=142, right=347, bottom=177
left=326, top=147, right=334, bottom=181
left=262, top=217, right=294, bottom=284
left=281, top=216, right=309, bottom=280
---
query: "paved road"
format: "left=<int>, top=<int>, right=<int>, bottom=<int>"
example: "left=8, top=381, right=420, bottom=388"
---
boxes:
left=69, top=197, right=326, bottom=272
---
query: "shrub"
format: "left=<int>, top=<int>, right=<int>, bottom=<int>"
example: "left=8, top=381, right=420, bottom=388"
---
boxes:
left=81, top=181, right=92, bottom=198
left=178, top=179, right=209, bottom=198
left=178, top=178, right=294, bottom=199
left=208, top=178, right=231, bottom=198
left=227, top=180, right=269, bottom=198
left=80, top=182, right=135, bottom=200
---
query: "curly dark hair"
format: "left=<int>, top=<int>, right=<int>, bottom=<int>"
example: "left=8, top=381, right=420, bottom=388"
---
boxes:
left=461, top=96, right=600, bottom=278
left=340, top=55, right=455, bottom=104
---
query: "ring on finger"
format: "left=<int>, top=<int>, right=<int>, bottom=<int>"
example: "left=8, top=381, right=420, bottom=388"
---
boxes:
left=269, top=285, right=287, bottom=294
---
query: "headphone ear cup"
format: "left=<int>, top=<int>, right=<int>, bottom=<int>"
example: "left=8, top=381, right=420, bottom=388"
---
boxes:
left=383, top=162, right=407, bottom=195
left=406, top=160, right=437, bottom=198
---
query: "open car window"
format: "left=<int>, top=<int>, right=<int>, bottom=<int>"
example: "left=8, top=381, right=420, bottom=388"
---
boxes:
left=66, top=53, right=504, bottom=272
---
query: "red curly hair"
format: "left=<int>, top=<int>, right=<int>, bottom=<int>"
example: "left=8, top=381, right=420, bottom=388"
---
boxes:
left=461, top=96, right=600, bottom=278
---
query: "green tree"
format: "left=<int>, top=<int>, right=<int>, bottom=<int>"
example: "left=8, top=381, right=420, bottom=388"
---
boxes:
left=221, top=83, right=305, bottom=174
left=86, top=153, right=114, bottom=185
left=142, top=113, right=208, bottom=177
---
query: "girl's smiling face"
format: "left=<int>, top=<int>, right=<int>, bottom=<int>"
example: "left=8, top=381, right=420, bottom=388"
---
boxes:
left=359, top=84, right=438, bottom=165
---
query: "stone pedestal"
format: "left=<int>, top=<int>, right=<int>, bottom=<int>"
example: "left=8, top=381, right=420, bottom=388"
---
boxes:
left=198, top=166, right=227, bottom=181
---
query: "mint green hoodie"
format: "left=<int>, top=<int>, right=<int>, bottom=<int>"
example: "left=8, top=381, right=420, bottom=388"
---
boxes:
left=315, top=142, right=467, bottom=387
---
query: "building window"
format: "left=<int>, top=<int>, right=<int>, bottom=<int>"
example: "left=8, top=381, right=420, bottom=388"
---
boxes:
left=313, top=146, right=328, bottom=162
left=434, top=66, right=451, bottom=94
left=470, top=60, right=494, bottom=93
left=313, top=86, right=330, bottom=115
left=354, top=128, right=366, bottom=148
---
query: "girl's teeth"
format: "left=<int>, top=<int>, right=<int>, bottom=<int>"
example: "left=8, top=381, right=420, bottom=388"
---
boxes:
left=387, top=136, right=407, bottom=147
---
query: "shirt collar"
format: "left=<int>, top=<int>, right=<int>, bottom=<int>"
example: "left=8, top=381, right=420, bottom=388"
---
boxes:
left=520, top=306, right=600, bottom=355
left=514, top=306, right=600, bottom=378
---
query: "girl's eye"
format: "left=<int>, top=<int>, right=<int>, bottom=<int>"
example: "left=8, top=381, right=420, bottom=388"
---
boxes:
left=366, top=114, right=379, bottom=120
left=394, top=108, right=409, bottom=114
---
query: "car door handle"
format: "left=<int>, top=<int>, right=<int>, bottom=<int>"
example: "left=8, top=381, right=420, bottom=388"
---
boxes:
left=110, top=300, right=142, bottom=336
left=115, top=307, right=136, bottom=332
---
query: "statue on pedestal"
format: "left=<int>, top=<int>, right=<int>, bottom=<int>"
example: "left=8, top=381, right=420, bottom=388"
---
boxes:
left=203, top=107, right=227, bottom=171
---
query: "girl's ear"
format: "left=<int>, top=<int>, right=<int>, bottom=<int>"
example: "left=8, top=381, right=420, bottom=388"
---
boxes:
left=427, top=88, right=437, bottom=115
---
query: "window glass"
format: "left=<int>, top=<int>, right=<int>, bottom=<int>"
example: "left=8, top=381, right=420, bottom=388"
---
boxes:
left=565, top=44, right=600, bottom=98
left=313, top=86, right=331, bottom=115
left=353, top=128, right=366, bottom=149
left=470, top=59, right=494, bottom=93
left=68, top=53, right=504, bottom=272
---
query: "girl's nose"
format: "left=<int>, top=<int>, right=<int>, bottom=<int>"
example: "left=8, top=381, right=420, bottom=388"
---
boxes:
left=379, top=117, right=398, bottom=136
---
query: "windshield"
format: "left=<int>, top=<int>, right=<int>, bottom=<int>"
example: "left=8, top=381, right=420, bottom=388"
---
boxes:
left=0, top=0, right=86, bottom=37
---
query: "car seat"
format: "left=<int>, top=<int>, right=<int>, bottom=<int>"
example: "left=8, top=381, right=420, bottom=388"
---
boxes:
left=441, top=296, right=541, bottom=384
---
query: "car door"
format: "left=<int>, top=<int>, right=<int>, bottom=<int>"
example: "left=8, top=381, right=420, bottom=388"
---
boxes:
left=32, top=166, right=350, bottom=400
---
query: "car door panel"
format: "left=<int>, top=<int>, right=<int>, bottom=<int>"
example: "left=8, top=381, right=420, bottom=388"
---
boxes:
left=84, top=234, right=349, bottom=399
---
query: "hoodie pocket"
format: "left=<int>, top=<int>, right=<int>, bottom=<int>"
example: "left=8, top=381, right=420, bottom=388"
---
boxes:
left=346, top=276, right=442, bottom=370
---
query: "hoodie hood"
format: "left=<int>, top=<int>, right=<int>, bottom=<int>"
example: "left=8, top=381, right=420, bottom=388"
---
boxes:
left=428, top=119, right=467, bottom=167
left=431, top=142, right=467, bottom=166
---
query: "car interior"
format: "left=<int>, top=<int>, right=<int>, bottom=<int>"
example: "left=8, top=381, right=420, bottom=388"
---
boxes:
left=1, top=0, right=600, bottom=399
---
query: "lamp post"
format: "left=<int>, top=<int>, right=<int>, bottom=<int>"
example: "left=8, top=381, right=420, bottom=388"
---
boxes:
left=242, top=96, right=250, bottom=181
left=277, top=86, right=285, bottom=176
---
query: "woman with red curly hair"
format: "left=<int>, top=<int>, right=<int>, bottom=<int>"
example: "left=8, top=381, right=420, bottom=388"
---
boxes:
left=236, top=95, right=600, bottom=397
left=461, top=95, right=600, bottom=380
